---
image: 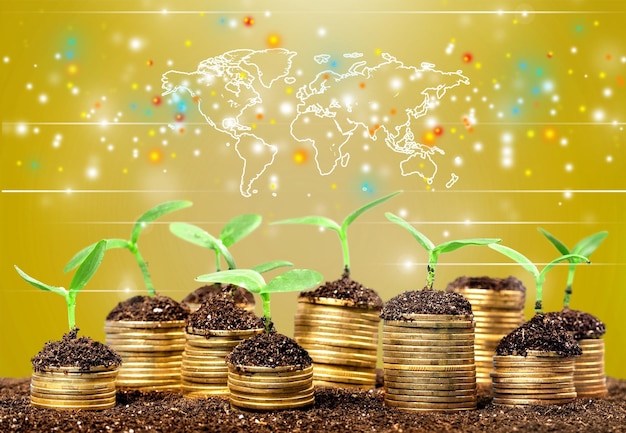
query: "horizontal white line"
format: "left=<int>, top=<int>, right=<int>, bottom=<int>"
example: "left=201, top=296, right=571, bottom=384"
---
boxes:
left=3, top=10, right=624, bottom=15
left=3, top=121, right=625, bottom=126
left=3, top=189, right=626, bottom=194
left=45, top=221, right=623, bottom=225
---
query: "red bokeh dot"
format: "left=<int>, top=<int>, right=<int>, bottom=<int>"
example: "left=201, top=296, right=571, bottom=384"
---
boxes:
left=175, top=113, right=184, bottom=122
left=146, top=60, right=154, bottom=66
left=243, top=16, right=254, bottom=26
left=152, top=96, right=162, bottom=106
left=433, top=126, right=444, bottom=136
left=462, top=52, right=473, bottom=63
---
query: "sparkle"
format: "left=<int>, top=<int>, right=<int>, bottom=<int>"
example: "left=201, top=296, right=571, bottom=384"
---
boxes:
left=565, top=163, right=574, bottom=172
left=86, top=167, right=99, bottom=179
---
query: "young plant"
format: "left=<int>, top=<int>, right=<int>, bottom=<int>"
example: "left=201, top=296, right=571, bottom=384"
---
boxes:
left=169, top=213, right=262, bottom=272
left=64, top=200, right=193, bottom=296
left=489, top=243, right=590, bottom=315
left=196, top=263, right=323, bottom=333
left=271, top=191, right=402, bottom=278
left=15, top=240, right=107, bottom=330
left=385, top=212, right=501, bottom=290
left=538, top=228, right=608, bottom=308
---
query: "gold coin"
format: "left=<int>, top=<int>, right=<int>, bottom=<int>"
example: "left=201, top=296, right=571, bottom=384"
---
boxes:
left=313, top=379, right=372, bottom=389
left=384, top=400, right=477, bottom=411
left=383, top=320, right=473, bottom=330
left=490, top=375, right=574, bottom=384
left=296, top=304, right=380, bottom=320
left=383, top=356, right=475, bottom=366
left=295, top=329, right=376, bottom=342
left=228, top=381, right=312, bottom=395
left=310, top=356, right=376, bottom=369
left=384, top=379, right=475, bottom=390
left=383, top=350, right=474, bottom=360
left=493, top=386, right=576, bottom=395
left=229, top=394, right=314, bottom=411
left=230, top=387, right=314, bottom=401
left=384, top=363, right=476, bottom=372
left=30, top=396, right=116, bottom=410
left=494, top=390, right=577, bottom=399
left=382, top=338, right=474, bottom=347
left=30, top=388, right=117, bottom=400
left=384, top=368, right=476, bottom=379
left=314, top=364, right=375, bottom=377
left=383, top=325, right=474, bottom=334
left=492, top=397, right=574, bottom=406
left=295, top=336, right=377, bottom=350
left=384, top=393, right=476, bottom=404
left=294, top=317, right=378, bottom=330
left=382, top=344, right=474, bottom=354
left=183, top=387, right=229, bottom=397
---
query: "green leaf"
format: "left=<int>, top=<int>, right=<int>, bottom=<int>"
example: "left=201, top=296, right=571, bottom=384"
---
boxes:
left=63, top=238, right=127, bottom=273
left=538, top=227, right=570, bottom=255
left=14, top=265, right=68, bottom=297
left=385, top=212, right=435, bottom=252
left=540, top=253, right=590, bottom=280
left=271, top=216, right=341, bottom=233
left=488, top=243, right=540, bottom=279
left=220, top=214, right=262, bottom=247
left=251, top=260, right=293, bottom=274
left=263, top=269, right=323, bottom=294
left=69, top=240, right=107, bottom=295
left=131, top=200, right=192, bottom=244
left=572, top=231, right=608, bottom=257
left=169, top=222, right=235, bottom=269
left=435, top=238, right=501, bottom=255
left=196, top=269, right=266, bottom=293
left=341, top=191, right=402, bottom=233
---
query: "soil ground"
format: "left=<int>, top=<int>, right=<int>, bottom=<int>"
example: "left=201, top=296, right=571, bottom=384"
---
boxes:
left=2, top=377, right=625, bottom=432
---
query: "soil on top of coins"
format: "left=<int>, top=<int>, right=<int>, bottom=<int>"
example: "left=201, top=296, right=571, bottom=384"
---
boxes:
left=181, top=283, right=255, bottom=310
left=544, top=308, right=607, bottom=340
left=445, top=275, right=527, bottom=292
left=2, top=377, right=626, bottom=432
left=496, top=313, right=583, bottom=357
left=106, top=294, right=189, bottom=322
left=30, top=328, right=122, bottom=372
left=300, top=270, right=384, bottom=309
left=186, top=297, right=263, bottom=333
left=381, top=289, right=473, bottom=319
left=226, top=332, right=312, bottom=370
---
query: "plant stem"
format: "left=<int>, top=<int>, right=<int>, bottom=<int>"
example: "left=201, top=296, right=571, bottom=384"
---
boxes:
left=426, top=265, right=435, bottom=290
left=563, top=264, right=576, bottom=308
left=129, top=244, right=155, bottom=296
left=260, top=293, right=272, bottom=333
left=340, top=233, right=350, bottom=272
left=535, top=280, right=544, bottom=314
left=67, top=297, right=76, bottom=330
left=215, top=252, right=222, bottom=272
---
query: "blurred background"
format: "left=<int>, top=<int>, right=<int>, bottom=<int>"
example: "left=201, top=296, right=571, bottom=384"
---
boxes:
left=1, top=0, right=625, bottom=379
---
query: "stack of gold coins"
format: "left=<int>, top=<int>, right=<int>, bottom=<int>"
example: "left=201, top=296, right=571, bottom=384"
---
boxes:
left=382, top=314, right=477, bottom=412
left=30, top=366, right=118, bottom=410
left=452, top=287, right=525, bottom=384
left=574, top=338, right=607, bottom=398
left=294, top=297, right=380, bottom=389
left=491, top=351, right=577, bottom=406
left=227, top=364, right=314, bottom=411
left=105, top=320, right=186, bottom=391
left=181, top=327, right=263, bottom=397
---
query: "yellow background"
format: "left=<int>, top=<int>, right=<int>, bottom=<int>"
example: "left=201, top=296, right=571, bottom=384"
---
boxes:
left=1, top=0, right=625, bottom=379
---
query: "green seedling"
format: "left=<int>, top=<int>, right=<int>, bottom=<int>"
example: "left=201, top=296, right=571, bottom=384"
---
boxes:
left=169, top=214, right=262, bottom=272
left=538, top=228, right=608, bottom=308
left=15, top=240, right=107, bottom=330
left=385, top=212, right=501, bottom=290
left=489, top=243, right=590, bottom=315
left=271, top=191, right=402, bottom=277
left=196, top=263, right=323, bottom=333
left=64, top=200, right=192, bottom=296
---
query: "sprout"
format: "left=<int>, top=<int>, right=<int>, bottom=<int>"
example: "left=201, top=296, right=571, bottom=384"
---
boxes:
left=385, top=212, right=500, bottom=290
left=488, top=243, right=590, bottom=315
left=15, top=240, right=107, bottom=330
left=64, top=200, right=192, bottom=296
left=538, top=228, right=608, bottom=308
left=271, top=191, right=402, bottom=277
left=196, top=263, right=323, bottom=333
left=169, top=214, right=262, bottom=272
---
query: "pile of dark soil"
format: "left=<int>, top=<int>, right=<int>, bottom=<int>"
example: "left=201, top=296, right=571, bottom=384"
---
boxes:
left=186, top=297, right=263, bottom=332
left=181, top=283, right=255, bottom=309
left=381, top=289, right=473, bottom=319
left=544, top=308, right=606, bottom=340
left=106, top=295, right=189, bottom=321
left=2, top=377, right=625, bottom=432
left=226, top=332, right=312, bottom=370
left=31, top=329, right=121, bottom=372
left=446, top=275, right=526, bottom=292
left=496, top=314, right=582, bottom=357
left=300, top=270, right=383, bottom=309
